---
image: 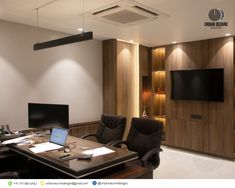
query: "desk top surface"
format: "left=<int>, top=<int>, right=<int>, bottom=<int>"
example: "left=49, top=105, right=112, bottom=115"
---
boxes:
left=6, top=135, right=138, bottom=178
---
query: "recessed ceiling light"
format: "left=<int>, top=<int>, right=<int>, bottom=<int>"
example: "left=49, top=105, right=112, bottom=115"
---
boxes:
left=78, top=28, right=83, bottom=32
left=172, top=41, right=177, bottom=44
left=225, top=33, right=231, bottom=36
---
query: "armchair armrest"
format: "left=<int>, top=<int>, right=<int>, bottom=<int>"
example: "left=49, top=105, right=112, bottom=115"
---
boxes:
left=80, top=133, right=97, bottom=139
left=141, top=147, right=163, bottom=168
left=108, top=140, right=127, bottom=147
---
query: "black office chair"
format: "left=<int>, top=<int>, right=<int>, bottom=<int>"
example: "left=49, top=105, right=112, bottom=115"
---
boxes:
left=81, top=114, right=127, bottom=144
left=109, top=117, right=163, bottom=169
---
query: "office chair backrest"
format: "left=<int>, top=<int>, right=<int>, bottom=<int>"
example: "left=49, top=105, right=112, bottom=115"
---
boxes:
left=126, top=118, right=163, bottom=159
left=96, top=114, right=126, bottom=144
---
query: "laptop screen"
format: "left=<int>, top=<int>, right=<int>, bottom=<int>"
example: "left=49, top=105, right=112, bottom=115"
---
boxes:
left=49, top=128, right=68, bottom=146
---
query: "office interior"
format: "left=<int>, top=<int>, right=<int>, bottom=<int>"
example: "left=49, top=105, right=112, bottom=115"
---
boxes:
left=0, top=0, right=235, bottom=179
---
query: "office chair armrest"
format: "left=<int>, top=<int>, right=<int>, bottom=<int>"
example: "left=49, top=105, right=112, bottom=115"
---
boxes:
left=109, top=140, right=127, bottom=147
left=141, top=147, right=163, bottom=167
left=81, top=134, right=97, bottom=139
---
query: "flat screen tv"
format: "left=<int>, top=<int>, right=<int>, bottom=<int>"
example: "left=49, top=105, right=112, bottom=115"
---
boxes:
left=28, top=103, right=69, bottom=129
left=171, top=68, right=224, bottom=102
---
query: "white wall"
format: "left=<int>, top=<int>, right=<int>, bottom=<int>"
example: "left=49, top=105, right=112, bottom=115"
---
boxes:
left=0, top=20, right=102, bottom=130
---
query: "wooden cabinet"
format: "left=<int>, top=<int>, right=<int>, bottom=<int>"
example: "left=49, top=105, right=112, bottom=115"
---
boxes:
left=166, top=119, right=190, bottom=149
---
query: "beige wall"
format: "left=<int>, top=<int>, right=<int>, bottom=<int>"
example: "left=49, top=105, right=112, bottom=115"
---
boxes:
left=0, top=20, right=102, bottom=130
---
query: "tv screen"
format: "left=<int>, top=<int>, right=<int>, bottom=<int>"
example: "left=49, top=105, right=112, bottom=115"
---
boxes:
left=28, top=103, right=69, bottom=129
left=171, top=68, right=224, bottom=102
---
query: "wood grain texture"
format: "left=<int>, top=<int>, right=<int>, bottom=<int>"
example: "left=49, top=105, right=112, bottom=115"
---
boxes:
left=139, top=45, right=151, bottom=116
left=102, top=40, right=139, bottom=139
left=152, top=48, right=166, bottom=119
left=117, top=41, right=139, bottom=138
left=189, top=120, right=204, bottom=152
left=69, top=121, right=100, bottom=140
left=163, top=37, right=234, bottom=158
left=152, top=48, right=165, bottom=71
left=102, top=39, right=117, bottom=114
left=139, top=45, right=151, bottom=76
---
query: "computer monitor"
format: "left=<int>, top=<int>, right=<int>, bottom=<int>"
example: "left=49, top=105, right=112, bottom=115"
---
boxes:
left=28, top=103, right=69, bottom=129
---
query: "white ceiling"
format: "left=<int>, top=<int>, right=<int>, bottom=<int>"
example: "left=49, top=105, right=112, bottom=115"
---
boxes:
left=0, top=0, right=234, bottom=47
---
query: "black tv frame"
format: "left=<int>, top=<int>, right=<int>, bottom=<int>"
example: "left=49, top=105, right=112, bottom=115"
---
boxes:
left=170, top=68, right=224, bottom=102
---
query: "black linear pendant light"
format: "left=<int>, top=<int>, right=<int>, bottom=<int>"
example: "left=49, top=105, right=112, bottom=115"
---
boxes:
left=33, top=0, right=93, bottom=51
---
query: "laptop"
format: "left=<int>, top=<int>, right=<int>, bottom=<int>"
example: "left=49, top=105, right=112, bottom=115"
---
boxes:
left=29, top=127, right=69, bottom=153
left=49, top=127, right=68, bottom=146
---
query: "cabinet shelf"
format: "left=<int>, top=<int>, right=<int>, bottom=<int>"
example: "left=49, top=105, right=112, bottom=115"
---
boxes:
left=154, top=92, right=166, bottom=95
left=152, top=47, right=166, bottom=143
left=154, top=115, right=166, bottom=119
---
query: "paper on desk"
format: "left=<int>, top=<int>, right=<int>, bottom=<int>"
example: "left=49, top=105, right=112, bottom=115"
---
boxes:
left=29, top=142, right=63, bottom=153
left=1, top=135, right=34, bottom=145
left=17, top=140, right=35, bottom=146
left=82, top=147, right=115, bottom=157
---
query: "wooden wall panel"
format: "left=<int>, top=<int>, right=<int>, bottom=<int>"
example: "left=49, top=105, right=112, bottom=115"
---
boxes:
left=139, top=45, right=151, bottom=76
left=139, top=45, right=151, bottom=116
left=167, top=119, right=190, bottom=149
left=165, top=45, right=177, bottom=119
left=117, top=41, right=139, bottom=138
left=189, top=120, right=204, bottom=152
left=163, top=37, right=234, bottom=158
left=102, top=40, right=139, bottom=139
left=208, top=122, right=224, bottom=155
left=69, top=121, right=100, bottom=140
left=152, top=48, right=165, bottom=71
left=102, top=39, right=117, bottom=114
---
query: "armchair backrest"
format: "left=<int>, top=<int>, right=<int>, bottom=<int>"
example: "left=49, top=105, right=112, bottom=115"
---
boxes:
left=96, top=114, right=126, bottom=144
left=126, top=118, right=163, bottom=158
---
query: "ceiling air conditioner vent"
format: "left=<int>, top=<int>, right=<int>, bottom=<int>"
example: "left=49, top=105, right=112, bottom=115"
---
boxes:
left=92, top=5, right=120, bottom=15
left=88, top=0, right=169, bottom=26
left=133, top=5, right=158, bottom=16
left=102, top=10, right=148, bottom=24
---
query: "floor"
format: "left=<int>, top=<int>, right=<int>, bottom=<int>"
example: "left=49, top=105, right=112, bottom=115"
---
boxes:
left=154, top=146, right=235, bottom=179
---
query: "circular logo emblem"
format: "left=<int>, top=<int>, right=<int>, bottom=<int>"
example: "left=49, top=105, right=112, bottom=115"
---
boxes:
left=208, top=9, right=224, bottom=21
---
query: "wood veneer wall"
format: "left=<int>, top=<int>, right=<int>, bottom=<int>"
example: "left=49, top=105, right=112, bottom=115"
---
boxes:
left=103, top=39, right=117, bottom=114
left=102, top=39, right=139, bottom=138
left=139, top=45, right=152, bottom=116
left=164, top=37, right=234, bottom=158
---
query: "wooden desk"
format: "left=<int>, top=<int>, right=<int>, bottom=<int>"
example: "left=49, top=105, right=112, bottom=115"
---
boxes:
left=6, top=135, right=141, bottom=178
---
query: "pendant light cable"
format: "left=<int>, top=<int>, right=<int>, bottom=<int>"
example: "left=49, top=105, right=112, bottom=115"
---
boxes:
left=82, top=0, right=85, bottom=34
left=36, top=8, right=39, bottom=43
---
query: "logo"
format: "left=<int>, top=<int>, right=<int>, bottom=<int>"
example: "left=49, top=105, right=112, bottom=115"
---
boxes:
left=204, top=8, right=228, bottom=28
left=208, top=9, right=224, bottom=21
left=92, top=181, right=97, bottom=186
